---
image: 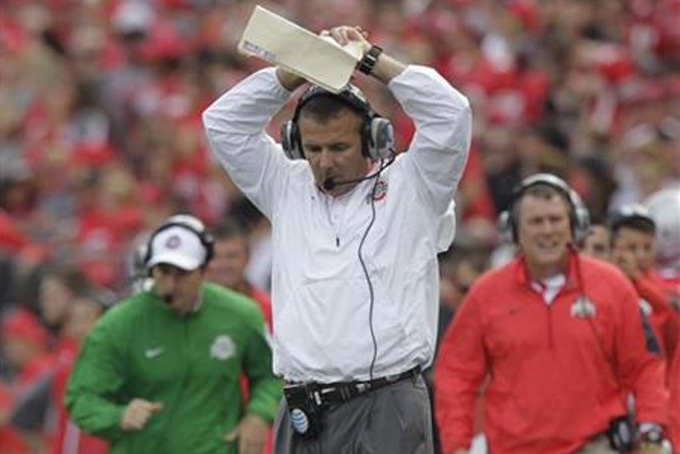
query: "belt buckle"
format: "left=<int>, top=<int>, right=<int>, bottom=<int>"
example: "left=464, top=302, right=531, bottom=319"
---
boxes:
left=336, top=383, right=354, bottom=401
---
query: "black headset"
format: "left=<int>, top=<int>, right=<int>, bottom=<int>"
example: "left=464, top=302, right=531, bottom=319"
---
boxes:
left=280, top=84, right=395, bottom=161
left=506, top=173, right=590, bottom=244
left=144, top=214, right=215, bottom=269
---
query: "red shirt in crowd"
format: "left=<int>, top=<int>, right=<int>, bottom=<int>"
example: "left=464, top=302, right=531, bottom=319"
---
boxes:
left=49, top=338, right=109, bottom=454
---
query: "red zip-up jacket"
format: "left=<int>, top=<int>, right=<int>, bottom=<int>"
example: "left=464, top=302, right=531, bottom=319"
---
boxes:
left=434, top=252, right=669, bottom=454
left=635, top=272, right=677, bottom=359
left=670, top=313, right=680, bottom=450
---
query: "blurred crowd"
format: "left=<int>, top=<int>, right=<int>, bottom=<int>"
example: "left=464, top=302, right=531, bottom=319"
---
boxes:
left=1, top=0, right=679, bottom=452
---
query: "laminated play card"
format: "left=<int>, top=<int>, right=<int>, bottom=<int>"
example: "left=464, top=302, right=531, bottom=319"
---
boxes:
left=238, top=5, right=364, bottom=93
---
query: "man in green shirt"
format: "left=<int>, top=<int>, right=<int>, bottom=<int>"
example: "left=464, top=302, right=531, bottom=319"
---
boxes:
left=65, top=215, right=281, bottom=454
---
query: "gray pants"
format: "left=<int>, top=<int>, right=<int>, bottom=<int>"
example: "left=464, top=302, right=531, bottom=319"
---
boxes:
left=273, top=374, right=434, bottom=454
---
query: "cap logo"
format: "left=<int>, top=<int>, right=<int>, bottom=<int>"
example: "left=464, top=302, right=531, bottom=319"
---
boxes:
left=165, top=234, right=181, bottom=249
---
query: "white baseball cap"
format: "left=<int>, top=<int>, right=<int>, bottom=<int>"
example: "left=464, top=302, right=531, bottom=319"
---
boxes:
left=147, top=226, right=207, bottom=271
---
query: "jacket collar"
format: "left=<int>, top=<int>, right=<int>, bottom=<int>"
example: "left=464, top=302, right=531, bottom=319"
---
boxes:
left=513, top=247, right=582, bottom=292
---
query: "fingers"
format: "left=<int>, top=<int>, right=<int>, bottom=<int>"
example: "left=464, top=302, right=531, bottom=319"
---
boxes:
left=325, top=25, right=368, bottom=46
left=121, top=398, right=163, bottom=431
left=239, top=434, right=265, bottom=454
left=225, top=428, right=238, bottom=442
left=149, top=401, right=163, bottom=412
left=225, top=415, right=269, bottom=454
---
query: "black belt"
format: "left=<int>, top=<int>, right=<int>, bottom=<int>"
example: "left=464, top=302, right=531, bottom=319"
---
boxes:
left=285, top=366, right=421, bottom=407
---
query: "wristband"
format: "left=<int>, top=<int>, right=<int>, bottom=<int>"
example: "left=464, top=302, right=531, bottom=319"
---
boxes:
left=358, top=45, right=383, bottom=75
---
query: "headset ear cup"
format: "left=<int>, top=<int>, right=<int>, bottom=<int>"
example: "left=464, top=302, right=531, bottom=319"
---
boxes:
left=144, top=236, right=153, bottom=271
left=281, top=121, right=303, bottom=160
left=509, top=211, right=519, bottom=244
left=573, top=201, right=590, bottom=244
left=144, top=229, right=158, bottom=269
left=568, top=189, right=590, bottom=244
left=367, top=118, right=395, bottom=161
left=497, top=210, right=514, bottom=244
left=203, top=233, right=215, bottom=264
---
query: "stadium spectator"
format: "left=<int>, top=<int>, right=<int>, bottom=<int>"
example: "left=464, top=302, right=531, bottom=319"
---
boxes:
left=609, top=204, right=676, bottom=358
left=0, top=308, right=53, bottom=452
left=580, top=223, right=612, bottom=262
left=38, top=267, right=92, bottom=347
left=49, top=293, right=109, bottom=454
left=207, top=219, right=272, bottom=331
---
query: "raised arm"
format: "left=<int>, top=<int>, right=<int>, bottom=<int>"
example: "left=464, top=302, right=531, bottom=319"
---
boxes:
left=288, top=25, right=471, bottom=217
left=390, top=66, right=472, bottom=217
left=202, top=68, right=293, bottom=218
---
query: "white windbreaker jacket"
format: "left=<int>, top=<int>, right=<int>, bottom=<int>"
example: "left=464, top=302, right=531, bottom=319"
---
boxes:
left=203, top=66, right=471, bottom=382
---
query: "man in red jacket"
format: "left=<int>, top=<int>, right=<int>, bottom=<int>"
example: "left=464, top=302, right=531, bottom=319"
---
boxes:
left=668, top=313, right=680, bottom=452
left=609, top=205, right=676, bottom=359
left=645, top=189, right=680, bottom=450
left=434, top=174, right=670, bottom=454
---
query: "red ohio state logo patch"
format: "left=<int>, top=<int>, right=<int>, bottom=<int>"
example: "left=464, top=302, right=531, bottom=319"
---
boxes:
left=372, top=179, right=388, bottom=202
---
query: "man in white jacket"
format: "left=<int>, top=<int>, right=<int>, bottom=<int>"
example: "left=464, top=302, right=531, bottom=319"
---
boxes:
left=203, top=24, right=471, bottom=454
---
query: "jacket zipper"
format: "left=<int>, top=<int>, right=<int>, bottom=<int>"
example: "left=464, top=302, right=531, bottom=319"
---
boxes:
left=546, top=306, right=555, bottom=350
left=531, top=281, right=557, bottom=350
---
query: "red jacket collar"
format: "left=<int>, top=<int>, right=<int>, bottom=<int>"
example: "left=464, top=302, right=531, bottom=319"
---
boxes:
left=513, top=247, right=582, bottom=292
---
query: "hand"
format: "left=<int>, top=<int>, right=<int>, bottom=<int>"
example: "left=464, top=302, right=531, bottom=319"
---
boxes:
left=322, top=24, right=405, bottom=83
left=635, top=444, right=665, bottom=454
left=120, top=398, right=163, bottom=431
left=225, top=413, right=270, bottom=454
left=320, top=25, right=371, bottom=55
left=276, top=68, right=306, bottom=92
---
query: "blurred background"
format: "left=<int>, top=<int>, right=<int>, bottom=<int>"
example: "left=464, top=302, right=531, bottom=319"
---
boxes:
left=1, top=0, right=679, bottom=452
